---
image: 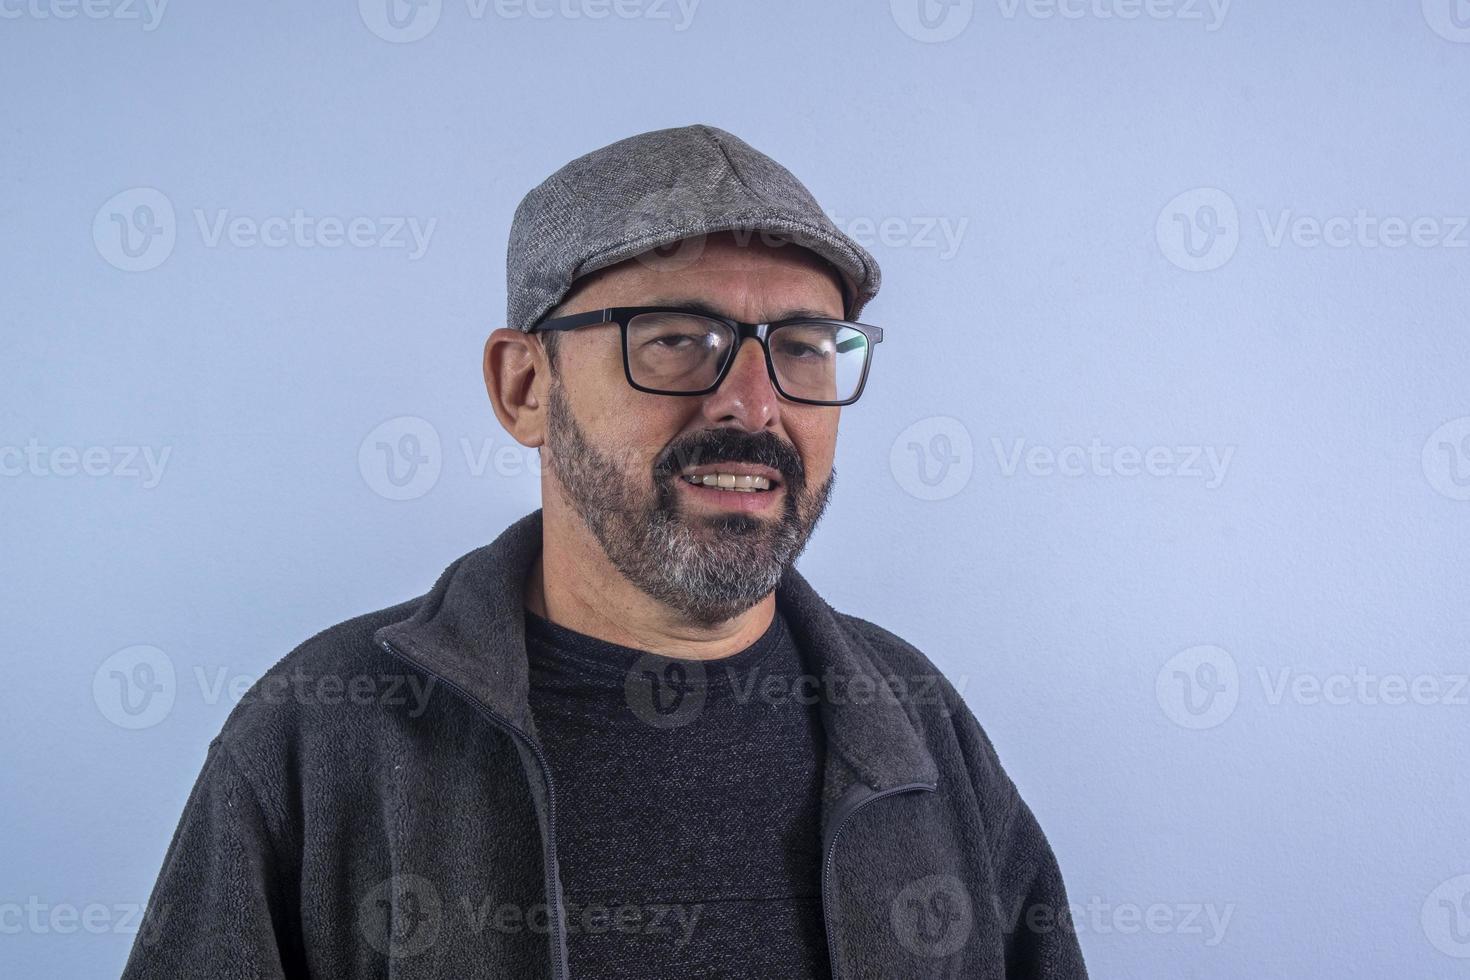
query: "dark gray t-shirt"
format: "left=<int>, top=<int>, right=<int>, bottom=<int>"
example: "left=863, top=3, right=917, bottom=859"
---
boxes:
left=524, top=602, right=831, bottom=979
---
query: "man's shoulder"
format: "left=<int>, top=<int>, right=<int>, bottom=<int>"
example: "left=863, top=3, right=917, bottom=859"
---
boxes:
left=212, top=592, right=431, bottom=752
left=830, top=608, right=1018, bottom=800
left=833, top=609, right=933, bottom=666
left=831, top=610, right=966, bottom=705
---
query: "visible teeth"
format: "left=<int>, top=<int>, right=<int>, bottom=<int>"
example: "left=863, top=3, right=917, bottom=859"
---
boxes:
left=683, top=472, right=773, bottom=491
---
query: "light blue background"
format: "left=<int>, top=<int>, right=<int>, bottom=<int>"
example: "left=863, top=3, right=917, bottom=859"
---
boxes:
left=3, top=1, right=1469, bottom=976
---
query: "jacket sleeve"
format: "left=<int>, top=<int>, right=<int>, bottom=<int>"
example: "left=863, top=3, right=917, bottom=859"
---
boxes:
left=120, top=737, right=297, bottom=980
left=989, top=788, right=1089, bottom=978
left=950, top=698, right=1090, bottom=979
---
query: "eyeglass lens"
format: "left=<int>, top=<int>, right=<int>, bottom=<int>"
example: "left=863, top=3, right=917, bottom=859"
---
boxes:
left=625, top=312, right=870, bottom=403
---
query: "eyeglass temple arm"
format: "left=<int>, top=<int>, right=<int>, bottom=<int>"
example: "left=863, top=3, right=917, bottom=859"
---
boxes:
left=528, top=309, right=613, bottom=332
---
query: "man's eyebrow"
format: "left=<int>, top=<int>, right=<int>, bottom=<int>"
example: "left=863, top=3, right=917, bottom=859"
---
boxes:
left=638, top=298, right=841, bottom=321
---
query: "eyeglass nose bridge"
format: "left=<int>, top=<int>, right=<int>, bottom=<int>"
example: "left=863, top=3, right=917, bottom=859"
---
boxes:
left=710, top=322, right=782, bottom=393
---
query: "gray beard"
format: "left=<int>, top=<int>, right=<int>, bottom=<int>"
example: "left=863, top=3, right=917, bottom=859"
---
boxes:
left=544, top=378, right=834, bottom=627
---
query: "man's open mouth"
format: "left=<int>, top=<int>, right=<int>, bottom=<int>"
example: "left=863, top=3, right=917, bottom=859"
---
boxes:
left=680, top=470, right=779, bottom=493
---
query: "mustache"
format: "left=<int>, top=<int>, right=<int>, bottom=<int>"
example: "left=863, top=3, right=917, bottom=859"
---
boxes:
left=652, top=429, right=805, bottom=492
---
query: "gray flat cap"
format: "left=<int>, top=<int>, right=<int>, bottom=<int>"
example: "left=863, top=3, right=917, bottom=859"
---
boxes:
left=505, top=123, right=881, bottom=332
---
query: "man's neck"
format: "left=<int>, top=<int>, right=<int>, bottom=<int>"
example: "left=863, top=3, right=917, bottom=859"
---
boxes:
left=527, top=507, right=777, bottom=662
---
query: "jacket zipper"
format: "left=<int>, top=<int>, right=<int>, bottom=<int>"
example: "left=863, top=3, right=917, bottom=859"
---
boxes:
left=378, top=638, right=570, bottom=980
left=821, top=781, right=938, bottom=980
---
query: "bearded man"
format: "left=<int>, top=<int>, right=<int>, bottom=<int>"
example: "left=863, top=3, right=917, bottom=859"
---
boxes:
left=121, top=123, right=1088, bottom=980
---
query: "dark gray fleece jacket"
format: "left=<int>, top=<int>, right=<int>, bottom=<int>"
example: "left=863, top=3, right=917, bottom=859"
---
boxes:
left=120, top=508, right=1089, bottom=979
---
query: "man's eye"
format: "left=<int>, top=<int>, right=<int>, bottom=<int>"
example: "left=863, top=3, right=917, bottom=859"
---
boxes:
left=649, top=332, right=717, bottom=351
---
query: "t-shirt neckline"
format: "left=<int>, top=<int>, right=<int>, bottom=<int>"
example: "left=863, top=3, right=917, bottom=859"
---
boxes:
left=522, top=602, right=790, bottom=685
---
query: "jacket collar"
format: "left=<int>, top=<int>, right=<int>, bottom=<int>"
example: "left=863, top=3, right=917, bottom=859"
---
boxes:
left=374, top=508, right=938, bottom=791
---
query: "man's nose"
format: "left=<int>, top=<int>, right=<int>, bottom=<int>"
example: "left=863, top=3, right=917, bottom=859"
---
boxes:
left=699, top=337, right=779, bottom=430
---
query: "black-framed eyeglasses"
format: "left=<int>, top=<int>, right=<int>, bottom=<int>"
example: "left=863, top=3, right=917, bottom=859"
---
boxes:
left=528, top=305, right=884, bottom=407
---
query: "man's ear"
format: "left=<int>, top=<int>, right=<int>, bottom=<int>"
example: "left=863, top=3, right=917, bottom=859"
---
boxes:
left=483, top=328, right=546, bottom=449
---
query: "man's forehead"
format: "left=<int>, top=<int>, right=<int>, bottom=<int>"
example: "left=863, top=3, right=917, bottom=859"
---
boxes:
left=635, top=296, right=841, bottom=323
